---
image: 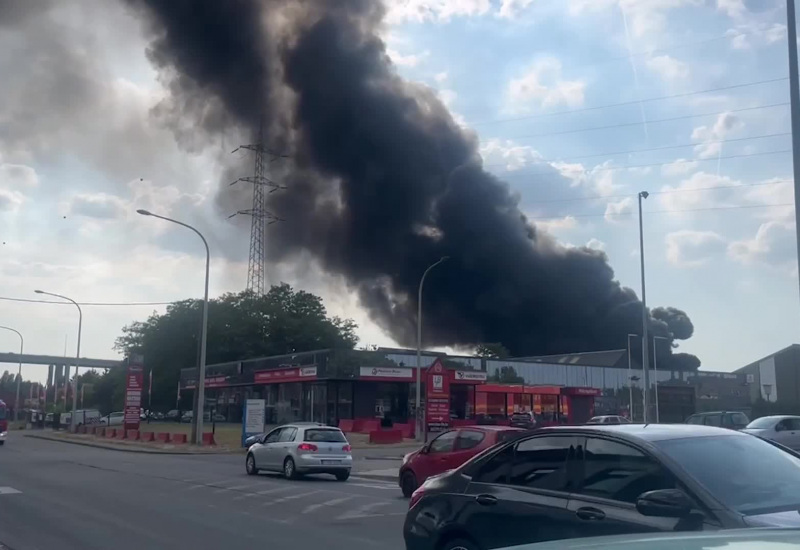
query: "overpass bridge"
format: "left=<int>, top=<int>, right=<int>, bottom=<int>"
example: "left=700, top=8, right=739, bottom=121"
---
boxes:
left=0, top=353, right=123, bottom=369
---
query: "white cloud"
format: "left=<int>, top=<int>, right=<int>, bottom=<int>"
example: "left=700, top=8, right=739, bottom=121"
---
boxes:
left=586, top=237, right=606, bottom=251
left=605, top=197, right=634, bottom=223
left=567, top=0, right=702, bottom=38
left=661, top=159, right=700, bottom=177
left=0, top=189, right=25, bottom=212
left=498, top=0, right=536, bottom=18
left=716, top=0, right=746, bottom=19
left=645, top=55, right=689, bottom=82
left=725, top=22, right=787, bottom=50
left=386, top=0, right=492, bottom=23
left=438, top=88, right=458, bottom=108
left=68, top=193, right=128, bottom=220
left=507, top=57, right=586, bottom=111
left=691, top=112, right=743, bottom=159
left=0, top=163, right=39, bottom=189
left=481, top=138, right=542, bottom=171
left=728, top=221, right=797, bottom=268
left=658, top=171, right=740, bottom=212
left=535, top=215, right=579, bottom=233
left=387, top=48, right=429, bottom=67
left=434, top=71, right=449, bottom=83
left=665, top=230, right=726, bottom=267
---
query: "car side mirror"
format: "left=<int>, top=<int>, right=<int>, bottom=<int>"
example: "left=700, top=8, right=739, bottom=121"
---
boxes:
left=419, top=444, right=430, bottom=454
left=636, top=489, right=693, bottom=518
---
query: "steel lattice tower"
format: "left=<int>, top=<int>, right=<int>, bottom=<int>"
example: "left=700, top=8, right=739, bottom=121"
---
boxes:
left=229, top=122, right=285, bottom=295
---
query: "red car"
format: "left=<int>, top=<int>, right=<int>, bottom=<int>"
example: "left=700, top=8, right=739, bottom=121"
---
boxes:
left=399, top=426, right=524, bottom=497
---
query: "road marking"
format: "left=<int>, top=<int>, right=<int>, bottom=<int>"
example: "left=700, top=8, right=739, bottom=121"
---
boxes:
left=261, top=490, right=322, bottom=507
left=231, top=485, right=294, bottom=501
left=347, top=480, right=397, bottom=490
left=301, top=495, right=355, bottom=514
left=181, top=477, right=247, bottom=492
left=0, top=487, right=21, bottom=495
left=213, top=483, right=254, bottom=494
left=335, top=501, right=391, bottom=520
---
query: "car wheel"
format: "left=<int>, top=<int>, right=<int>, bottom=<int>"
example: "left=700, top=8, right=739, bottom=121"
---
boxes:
left=246, top=453, right=259, bottom=475
left=401, top=470, right=417, bottom=498
left=283, top=457, right=298, bottom=480
left=441, top=538, right=478, bottom=550
left=335, top=470, right=350, bottom=482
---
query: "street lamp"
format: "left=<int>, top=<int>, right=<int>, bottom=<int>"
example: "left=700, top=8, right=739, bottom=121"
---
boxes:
left=416, top=256, right=449, bottom=443
left=637, top=191, right=651, bottom=423
left=137, top=209, right=209, bottom=445
left=34, top=290, right=82, bottom=432
left=0, top=326, right=23, bottom=422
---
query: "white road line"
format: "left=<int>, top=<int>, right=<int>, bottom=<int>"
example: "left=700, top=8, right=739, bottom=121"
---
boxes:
left=347, top=480, right=398, bottom=490
left=0, top=487, right=21, bottom=495
left=213, top=483, right=254, bottom=494
left=335, top=501, right=391, bottom=520
left=301, top=495, right=355, bottom=514
left=231, top=485, right=294, bottom=501
left=181, top=477, right=247, bottom=492
left=261, top=490, right=322, bottom=507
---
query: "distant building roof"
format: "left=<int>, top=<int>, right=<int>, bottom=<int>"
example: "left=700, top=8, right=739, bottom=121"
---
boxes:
left=735, top=344, right=800, bottom=373
left=513, top=349, right=629, bottom=368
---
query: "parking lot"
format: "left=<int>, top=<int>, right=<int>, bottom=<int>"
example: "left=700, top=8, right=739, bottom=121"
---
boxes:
left=0, top=434, right=408, bottom=550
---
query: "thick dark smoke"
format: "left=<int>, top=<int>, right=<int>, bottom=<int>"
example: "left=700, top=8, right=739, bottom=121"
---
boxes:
left=126, top=0, right=700, bottom=366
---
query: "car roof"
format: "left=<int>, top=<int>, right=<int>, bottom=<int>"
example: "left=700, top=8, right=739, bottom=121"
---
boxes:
left=279, top=423, right=338, bottom=429
left=689, top=410, right=745, bottom=415
left=461, top=425, right=525, bottom=432
left=534, top=423, right=746, bottom=442
left=754, top=415, right=800, bottom=420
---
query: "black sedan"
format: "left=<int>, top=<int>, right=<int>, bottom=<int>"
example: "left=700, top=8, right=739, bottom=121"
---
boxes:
left=403, top=424, right=800, bottom=550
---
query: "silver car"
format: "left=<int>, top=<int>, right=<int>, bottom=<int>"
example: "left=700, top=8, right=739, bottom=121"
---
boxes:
left=743, top=415, right=800, bottom=450
left=245, top=423, right=352, bottom=481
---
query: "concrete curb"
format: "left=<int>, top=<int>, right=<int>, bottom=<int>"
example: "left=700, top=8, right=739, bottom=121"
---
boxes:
left=23, top=433, right=237, bottom=455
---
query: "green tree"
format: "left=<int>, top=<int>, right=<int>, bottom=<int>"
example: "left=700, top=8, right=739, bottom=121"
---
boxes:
left=112, top=285, right=358, bottom=413
left=488, top=365, right=525, bottom=384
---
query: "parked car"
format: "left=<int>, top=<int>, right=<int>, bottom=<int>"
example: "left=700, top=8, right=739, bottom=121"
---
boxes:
left=742, top=415, right=800, bottom=450
left=685, top=410, right=749, bottom=430
left=505, top=528, right=800, bottom=550
left=166, top=409, right=181, bottom=421
left=586, top=415, right=631, bottom=425
left=400, top=426, right=525, bottom=497
left=245, top=424, right=352, bottom=481
left=61, top=409, right=101, bottom=427
left=99, top=411, right=124, bottom=426
left=510, top=412, right=537, bottom=430
left=403, top=424, right=800, bottom=550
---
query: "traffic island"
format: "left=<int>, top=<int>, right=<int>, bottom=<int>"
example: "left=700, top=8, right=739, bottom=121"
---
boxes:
left=24, top=431, right=236, bottom=454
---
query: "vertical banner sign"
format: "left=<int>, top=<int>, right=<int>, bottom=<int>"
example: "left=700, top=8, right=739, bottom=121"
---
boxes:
left=242, top=399, right=266, bottom=447
left=124, top=354, right=144, bottom=431
left=426, top=358, right=451, bottom=435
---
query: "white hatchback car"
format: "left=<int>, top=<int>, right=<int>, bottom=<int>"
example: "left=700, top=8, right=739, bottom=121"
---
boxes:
left=742, top=415, right=800, bottom=450
left=245, top=424, right=352, bottom=481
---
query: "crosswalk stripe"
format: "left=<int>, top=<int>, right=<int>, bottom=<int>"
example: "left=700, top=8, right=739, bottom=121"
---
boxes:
left=231, top=485, right=294, bottom=501
left=213, top=483, right=254, bottom=494
left=0, top=487, right=21, bottom=495
left=261, top=490, right=322, bottom=507
left=335, top=501, right=391, bottom=520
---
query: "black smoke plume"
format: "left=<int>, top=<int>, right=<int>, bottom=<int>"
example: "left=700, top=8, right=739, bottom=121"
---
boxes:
left=126, top=0, right=699, bottom=366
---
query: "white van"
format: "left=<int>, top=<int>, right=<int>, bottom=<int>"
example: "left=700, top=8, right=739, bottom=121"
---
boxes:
left=61, top=409, right=101, bottom=427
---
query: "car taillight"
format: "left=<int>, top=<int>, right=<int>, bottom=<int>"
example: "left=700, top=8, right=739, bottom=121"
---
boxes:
left=342, top=444, right=351, bottom=452
left=409, top=485, right=425, bottom=509
left=298, top=443, right=318, bottom=451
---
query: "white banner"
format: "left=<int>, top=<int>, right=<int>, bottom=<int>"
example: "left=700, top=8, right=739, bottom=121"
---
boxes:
left=300, top=367, right=318, bottom=377
left=244, top=399, right=266, bottom=435
left=359, top=366, right=413, bottom=379
left=454, top=371, right=487, bottom=382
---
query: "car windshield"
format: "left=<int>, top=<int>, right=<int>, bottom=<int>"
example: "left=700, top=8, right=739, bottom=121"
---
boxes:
left=746, top=417, right=778, bottom=429
left=657, top=435, right=800, bottom=515
left=304, top=429, right=346, bottom=443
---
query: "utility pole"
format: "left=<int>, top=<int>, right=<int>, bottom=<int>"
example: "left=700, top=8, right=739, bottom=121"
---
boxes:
left=637, top=191, right=650, bottom=423
left=229, top=121, right=286, bottom=295
left=786, top=0, right=800, bottom=297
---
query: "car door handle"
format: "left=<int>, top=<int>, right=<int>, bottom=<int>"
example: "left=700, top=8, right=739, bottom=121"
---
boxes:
left=575, top=507, right=605, bottom=521
left=475, top=494, right=498, bottom=506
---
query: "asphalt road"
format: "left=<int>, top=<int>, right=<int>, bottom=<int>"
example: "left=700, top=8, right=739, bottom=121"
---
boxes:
left=0, top=433, right=408, bottom=550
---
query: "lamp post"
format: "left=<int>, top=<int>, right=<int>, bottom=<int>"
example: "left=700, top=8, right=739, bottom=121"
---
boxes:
left=637, top=191, right=651, bottom=423
left=137, top=209, right=209, bottom=445
left=0, top=326, right=23, bottom=422
left=416, top=256, right=449, bottom=443
left=626, top=334, right=637, bottom=421
left=34, top=290, right=82, bottom=432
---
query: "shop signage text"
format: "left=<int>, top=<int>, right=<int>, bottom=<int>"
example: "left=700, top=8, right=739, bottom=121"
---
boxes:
left=359, top=366, right=413, bottom=380
left=124, top=354, right=144, bottom=431
left=426, top=359, right=451, bottom=434
left=254, top=366, right=318, bottom=384
left=453, top=370, right=487, bottom=382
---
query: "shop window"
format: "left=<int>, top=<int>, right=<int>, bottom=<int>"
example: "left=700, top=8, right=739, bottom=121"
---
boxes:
left=486, top=393, right=506, bottom=417
left=337, top=382, right=353, bottom=420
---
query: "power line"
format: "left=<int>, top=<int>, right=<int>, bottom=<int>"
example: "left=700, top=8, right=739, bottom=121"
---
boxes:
left=483, top=133, right=791, bottom=169
left=502, top=102, right=789, bottom=141
left=528, top=203, right=793, bottom=221
left=525, top=178, right=792, bottom=205
left=503, top=149, right=791, bottom=179
left=472, top=77, right=789, bottom=126
left=0, top=297, right=174, bottom=306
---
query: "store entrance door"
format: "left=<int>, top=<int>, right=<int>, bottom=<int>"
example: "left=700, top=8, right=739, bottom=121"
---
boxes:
left=304, top=383, right=328, bottom=425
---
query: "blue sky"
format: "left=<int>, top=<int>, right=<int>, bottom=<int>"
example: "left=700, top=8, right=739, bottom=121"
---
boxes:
left=0, top=0, right=797, bottom=382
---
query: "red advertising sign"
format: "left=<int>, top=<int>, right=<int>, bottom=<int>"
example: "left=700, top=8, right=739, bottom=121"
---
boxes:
left=254, top=366, right=318, bottom=384
left=426, top=358, right=451, bottom=434
left=124, top=354, right=144, bottom=431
